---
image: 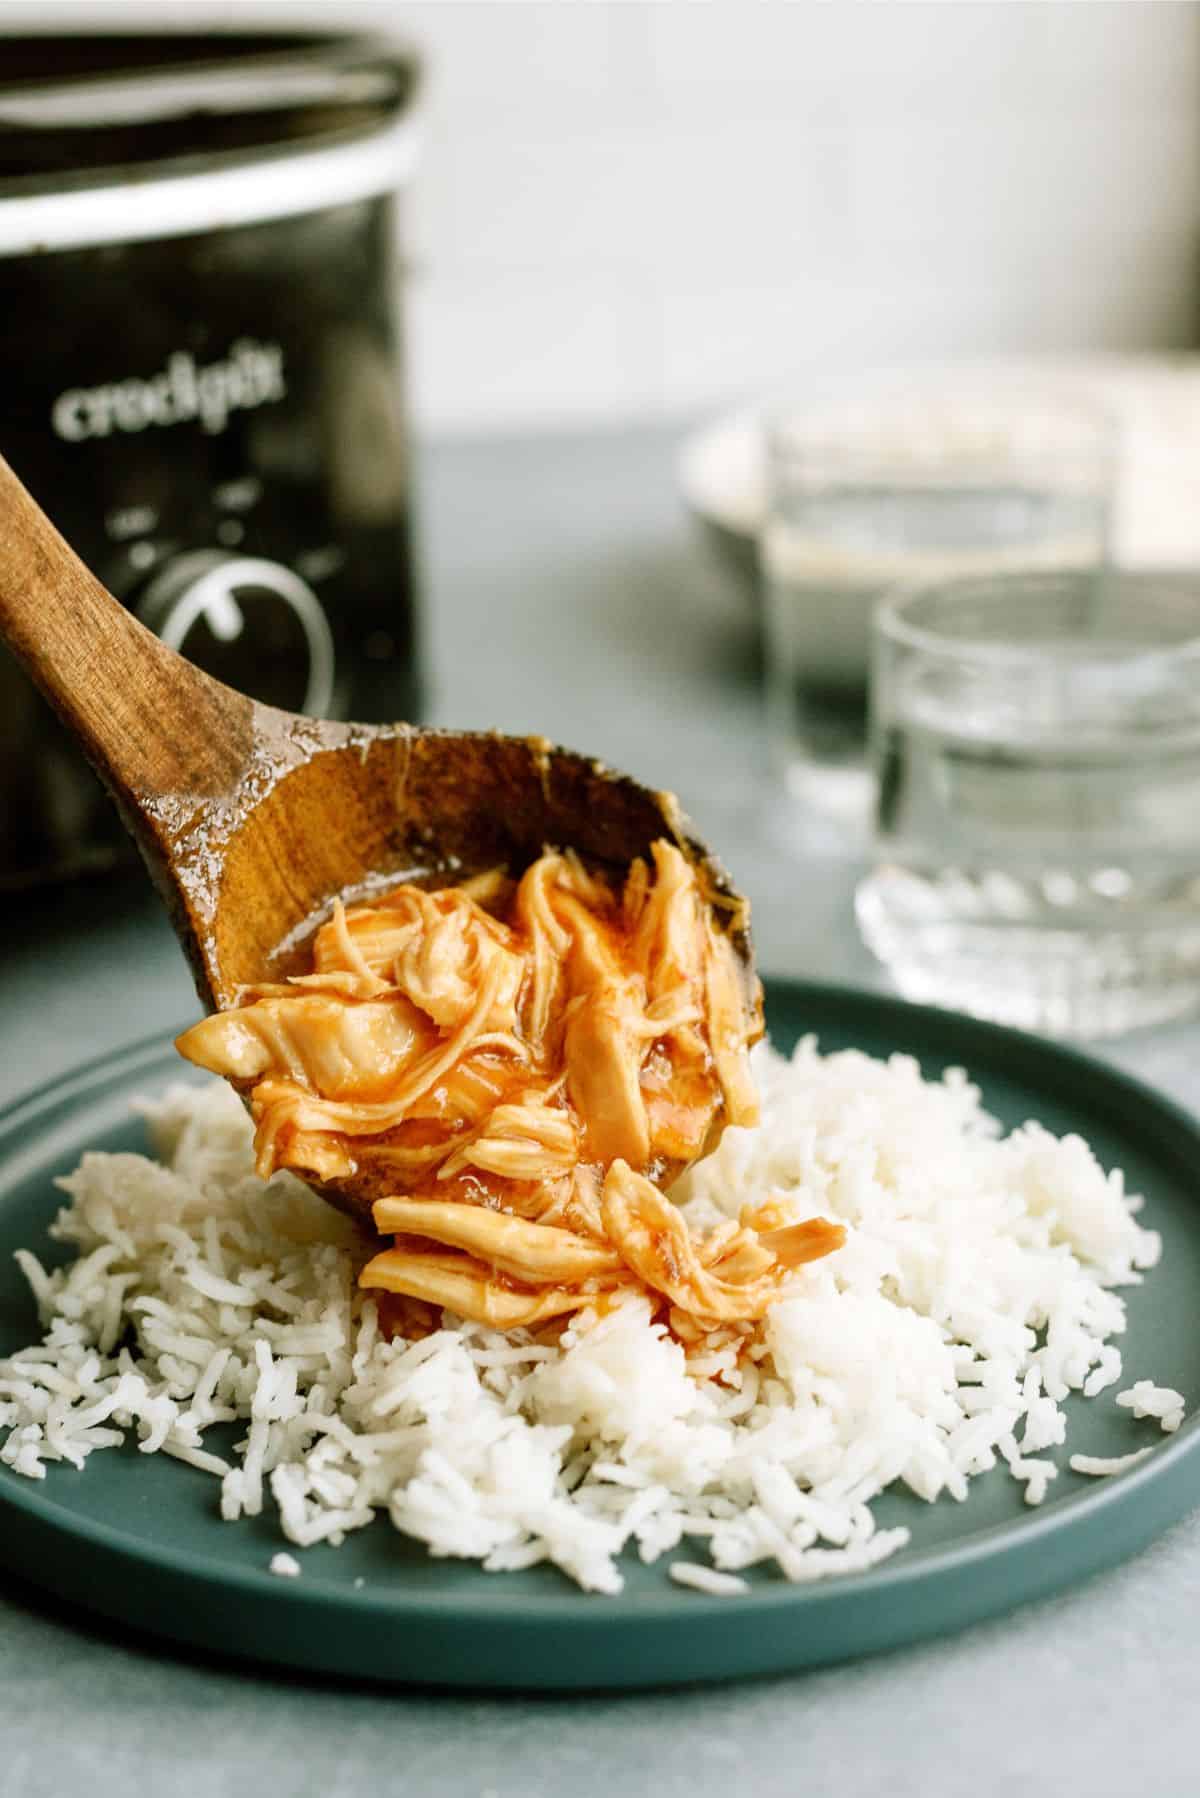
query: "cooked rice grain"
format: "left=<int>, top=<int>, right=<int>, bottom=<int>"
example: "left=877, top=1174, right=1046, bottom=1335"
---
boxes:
left=1069, top=1449, right=1155, bottom=1477
left=1117, top=1380, right=1186, bottom=1433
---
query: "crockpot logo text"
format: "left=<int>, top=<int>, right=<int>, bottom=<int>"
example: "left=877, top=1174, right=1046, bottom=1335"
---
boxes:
left=50, top=339, right=286, bottom=442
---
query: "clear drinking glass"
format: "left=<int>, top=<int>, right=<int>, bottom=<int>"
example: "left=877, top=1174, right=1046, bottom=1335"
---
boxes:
left=856, top=569, right=1200, bottom=1037
left=762, top=379, right=1116, bottom=837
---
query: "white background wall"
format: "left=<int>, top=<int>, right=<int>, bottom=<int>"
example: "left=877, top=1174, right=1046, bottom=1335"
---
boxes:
left=6, top=1, right=1200, bottom=433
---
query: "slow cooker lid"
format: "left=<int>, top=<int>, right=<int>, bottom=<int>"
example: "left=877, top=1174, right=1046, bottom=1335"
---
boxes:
left=0, top=32, right=419, bottom=193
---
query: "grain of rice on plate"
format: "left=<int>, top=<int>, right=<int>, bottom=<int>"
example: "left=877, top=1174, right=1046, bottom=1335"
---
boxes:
left=0, top=1039, right=1179, bottom=1594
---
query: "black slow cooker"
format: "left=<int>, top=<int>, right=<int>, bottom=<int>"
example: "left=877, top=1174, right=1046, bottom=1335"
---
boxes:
left=0, top=31, right=423, bottom=884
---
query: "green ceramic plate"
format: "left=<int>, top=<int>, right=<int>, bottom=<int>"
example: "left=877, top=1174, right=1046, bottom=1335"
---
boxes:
left=1, top=982, right=1199, bottom=1691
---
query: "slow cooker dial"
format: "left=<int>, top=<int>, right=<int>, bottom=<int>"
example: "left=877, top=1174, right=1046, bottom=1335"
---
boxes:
left=135, top=548, right=335, bottom=717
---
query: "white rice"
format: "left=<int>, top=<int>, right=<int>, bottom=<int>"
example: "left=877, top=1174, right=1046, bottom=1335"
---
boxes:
left=1069, top=1449, right=1154, bottom=1478
left=1117, top=1379, right=1186, bottom=1433
left=269, top=1551, right=302, bottom=1578
left=0, top=1039, right=1177, bottom=1595
left=669, top=1562, right=749, bottom=1596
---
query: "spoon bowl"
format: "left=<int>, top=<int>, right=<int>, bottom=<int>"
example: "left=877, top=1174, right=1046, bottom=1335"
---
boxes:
left=165, top=714, right=755, bottom=1009
left=0, top=454, right=756, bottom=1017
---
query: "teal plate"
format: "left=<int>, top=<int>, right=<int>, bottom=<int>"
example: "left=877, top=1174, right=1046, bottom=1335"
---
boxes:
left=2, top=981, right=1200, bottom=1690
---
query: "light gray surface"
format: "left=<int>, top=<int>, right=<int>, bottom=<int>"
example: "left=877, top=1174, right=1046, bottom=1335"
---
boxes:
left=1, top=424, right=1198, bottom=1796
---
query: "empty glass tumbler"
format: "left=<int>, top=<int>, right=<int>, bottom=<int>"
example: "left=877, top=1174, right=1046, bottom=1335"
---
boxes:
left=762, top=380, right=1115, bottom=834
left=856, top=570, right=1200, bottom=1037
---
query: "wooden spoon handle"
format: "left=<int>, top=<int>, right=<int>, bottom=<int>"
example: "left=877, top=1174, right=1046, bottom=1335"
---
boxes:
left=0, top=452, right=253, bottom=809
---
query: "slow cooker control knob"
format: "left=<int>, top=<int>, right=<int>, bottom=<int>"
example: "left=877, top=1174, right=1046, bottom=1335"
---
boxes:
left=135, top=548, right=335, bottom=717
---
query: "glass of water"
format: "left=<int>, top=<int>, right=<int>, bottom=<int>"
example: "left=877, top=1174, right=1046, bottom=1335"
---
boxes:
left=762, top=378, right=1115, bottom=837
left=856, top=569, right=1200, bottom=1037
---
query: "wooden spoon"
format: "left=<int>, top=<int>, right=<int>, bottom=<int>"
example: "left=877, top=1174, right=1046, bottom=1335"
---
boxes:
left=0, top=454, right=757, bottom=1018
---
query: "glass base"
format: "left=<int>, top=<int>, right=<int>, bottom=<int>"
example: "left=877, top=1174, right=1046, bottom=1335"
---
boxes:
left=856, top=866, right=1200, bottom=1039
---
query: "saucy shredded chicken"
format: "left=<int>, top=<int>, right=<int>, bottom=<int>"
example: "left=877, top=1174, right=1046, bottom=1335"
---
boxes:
left=177, top=843, right=845, bottom=1334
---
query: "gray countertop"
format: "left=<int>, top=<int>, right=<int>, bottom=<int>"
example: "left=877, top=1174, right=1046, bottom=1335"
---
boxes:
left=1, top=423, right=1198, bottom=1796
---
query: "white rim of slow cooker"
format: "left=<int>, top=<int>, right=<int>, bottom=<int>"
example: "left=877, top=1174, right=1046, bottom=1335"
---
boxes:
left=0, top=111, right=422, bottom=257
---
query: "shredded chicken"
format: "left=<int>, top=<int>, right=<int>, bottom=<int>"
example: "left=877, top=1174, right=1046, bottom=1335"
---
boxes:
left=177, top=842, right=845, bottom=1334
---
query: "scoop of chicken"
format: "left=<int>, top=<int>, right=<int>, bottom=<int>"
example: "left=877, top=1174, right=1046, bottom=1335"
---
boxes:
left=176, top=844, right=761, bottom=1223
left=175, top=843, right=790, bottom=1334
